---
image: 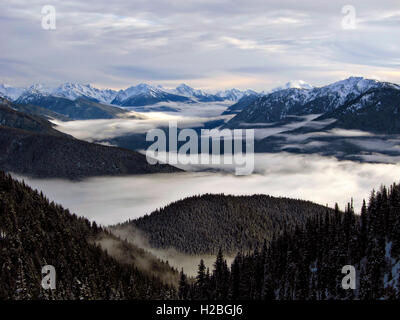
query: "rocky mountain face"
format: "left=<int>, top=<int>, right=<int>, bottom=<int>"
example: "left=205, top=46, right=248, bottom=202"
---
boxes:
left=0, top=84, right=25, bottom=100
left=222, top=94, right=261, bottom=115
left=317, top=87, right=400, bottom=134
left=171, top=83, right=224, bottom=102
left=226, top=77, right=400, bottom=133
left=51, top=82, right=117, bottom=103
left=111, top=83, right=192, bottom=106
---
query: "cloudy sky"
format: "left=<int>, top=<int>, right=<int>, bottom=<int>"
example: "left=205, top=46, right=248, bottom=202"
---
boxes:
left=1, top=0, right=399, bottom=90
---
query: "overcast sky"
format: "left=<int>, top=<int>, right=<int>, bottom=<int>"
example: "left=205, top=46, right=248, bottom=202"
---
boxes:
left=1, top=0, right=399, bottom=90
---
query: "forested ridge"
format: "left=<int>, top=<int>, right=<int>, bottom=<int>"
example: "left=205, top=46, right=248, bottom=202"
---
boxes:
left=119, top=194, right=334, bottom=255
left=0, top=97, right=67, bottom=137
left=182, top=185, right=400, bottom=300
left=0, top=97, right=180, bottom=179
left=2, top=168, right=399, bottom=300
left=0, top=172, right=177, bottom=299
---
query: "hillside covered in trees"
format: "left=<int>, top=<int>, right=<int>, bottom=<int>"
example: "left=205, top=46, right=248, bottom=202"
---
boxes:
left=118, top=194, right=334, bottom=255
left=0, top=172, right=177, bottom=299
left=2, top=169, right=399, bottom=300
left=183, top=185, right=400, bottom=300
left=0, top=97, right=180, bottom=179
left=0, top=97, right=68, bottom=137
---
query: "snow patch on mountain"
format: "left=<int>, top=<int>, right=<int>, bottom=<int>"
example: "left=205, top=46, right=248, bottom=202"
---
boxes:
left=226, top=77, right=400, bottom=126
left=271, top=80, right=314, bottom=92
left=111, top=83, right=170, bottom=105
left=0, top=84, right=25, bottom=100
left=215, top=88, right=257, bottom=101
left=6, top=83, right=117, bottom=104
left=173, top=84, right=205, bottom=97
left=51, top=83, right=117, bottom=103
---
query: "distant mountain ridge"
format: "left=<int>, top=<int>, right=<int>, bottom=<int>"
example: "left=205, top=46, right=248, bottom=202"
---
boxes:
left=52, top=82, right=117, bottom=103
left=0, top=84, right=25, bottom=100
left=225, top=77, right=400, bottom=134
left=170, top=83, right=224, bottom=102
left=222, top=80, right=315, bottom=115
left=316, top=87, right=400, bottom=134
left=15, top=94, right=136, bottom=120
left=222, top=94, right=261, bottom=115
left=1, top=82, right=262, bottom=107
left=111, top=83, right=193, bottom=106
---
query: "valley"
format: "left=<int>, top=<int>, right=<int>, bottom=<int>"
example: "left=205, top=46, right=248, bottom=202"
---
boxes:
left=2, top=76, right=400, bottom=300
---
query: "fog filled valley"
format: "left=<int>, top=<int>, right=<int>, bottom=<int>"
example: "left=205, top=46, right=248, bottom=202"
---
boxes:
left=10, top=99, right=400, bottom=278
left=2, top=76, right=400, bottom=300
left=15, top=153, right=400, bottom=224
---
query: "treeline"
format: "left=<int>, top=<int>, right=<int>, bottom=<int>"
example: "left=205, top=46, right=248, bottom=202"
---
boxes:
left=122, top=194, right=333, bottom=255
left=183, top=185, right=400, bottom=300
left=0, top=171, right=176, bottom=299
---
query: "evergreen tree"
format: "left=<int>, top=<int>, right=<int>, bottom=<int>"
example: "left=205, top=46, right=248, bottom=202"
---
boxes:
left=178, top=269, right=189, bottom=300
left=195, top=259, right=207, bottom=299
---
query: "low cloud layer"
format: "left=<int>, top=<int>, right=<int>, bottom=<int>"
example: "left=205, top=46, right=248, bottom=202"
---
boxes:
left=111, top=226, right=234, bottom=277
left=53, top=103, right=232, bottom=141
left=14, top=153, right=400, bottom=226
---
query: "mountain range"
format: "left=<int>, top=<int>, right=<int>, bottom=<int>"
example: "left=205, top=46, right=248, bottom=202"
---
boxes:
left=4, top=77, right=400, bottom=160
left=15, top=94, right=136, bottom=120
left=226, top=77, right=400, bottom=131
left=111, top=84, right=193, bottom=106
left=221, top=77, right=400, bottom=162
left=1, top=82, right=259, bottom=107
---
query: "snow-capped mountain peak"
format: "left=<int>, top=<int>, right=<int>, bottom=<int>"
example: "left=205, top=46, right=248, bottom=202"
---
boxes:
left=226, top=76, right=400, bottom=127
left=14, top=84, right=53, bottom=104
left=51, top=82, right=117, bottom=103
left=270, top=80, right=313, bottom=93
left=172, top=83, right=214, bottom=100
left=321, top=76, right=379, bottom=94
left=284, top=80, right=313, bottom=90
left=27, top=83, right=54, bottom=94
left=0, top=84, right=25, bottom=100
left=110, top=83, right=195, bottom=106
left=174, top=83, right=202, bottom=96
left=115, top=83, right=161, bottom=100
left=13, top=82, right=118, bottom=104
left=313, top=76, right=384, bottom=106
left=215, top=88, right=255, bottom=101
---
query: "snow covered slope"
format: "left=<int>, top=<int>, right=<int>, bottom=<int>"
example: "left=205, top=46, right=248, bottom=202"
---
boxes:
left=227, top=77, right=400, bottom=126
